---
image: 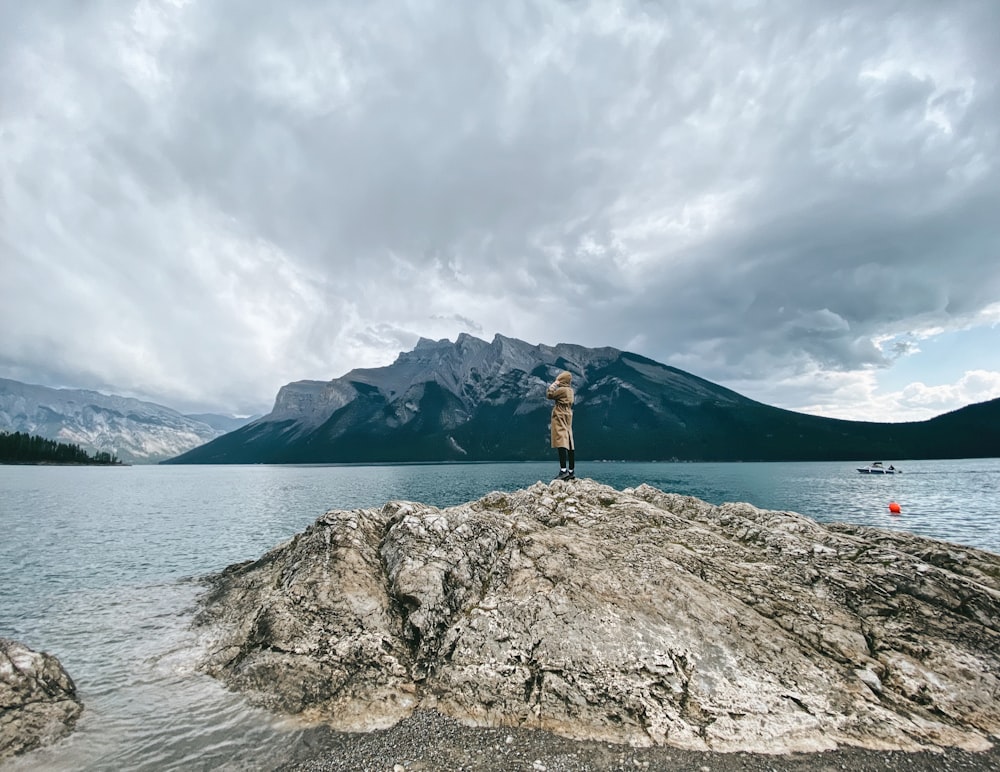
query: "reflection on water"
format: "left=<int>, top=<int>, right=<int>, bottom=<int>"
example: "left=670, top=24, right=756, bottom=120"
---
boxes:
left=2, top=459, right=998, bottom=770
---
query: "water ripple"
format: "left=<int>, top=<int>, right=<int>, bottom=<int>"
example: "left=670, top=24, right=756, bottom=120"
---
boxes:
left=2, top=459, right=998, bottom=770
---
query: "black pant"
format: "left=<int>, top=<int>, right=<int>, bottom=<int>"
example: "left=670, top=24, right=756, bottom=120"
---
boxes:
left=558, top=447, right=575, bottom=470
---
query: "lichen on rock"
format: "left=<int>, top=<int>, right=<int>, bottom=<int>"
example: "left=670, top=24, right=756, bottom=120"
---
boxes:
left=0, top=638, right=83, bottom=760
left=194, top=478, right=1000, bottom=754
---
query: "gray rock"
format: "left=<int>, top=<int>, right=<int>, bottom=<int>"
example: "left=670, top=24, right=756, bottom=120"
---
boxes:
left=0, top=638, right=83, bottom=760
left=195, top=479, right=1000, bottom=754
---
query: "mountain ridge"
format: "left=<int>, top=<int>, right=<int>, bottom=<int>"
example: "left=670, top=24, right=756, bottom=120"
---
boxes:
left=167, top=334, right=1000, bottom=464
left=0, top=378, right=252, bottom=464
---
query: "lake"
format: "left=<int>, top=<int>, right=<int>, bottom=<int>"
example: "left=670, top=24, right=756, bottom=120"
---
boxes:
left=2, top=459, right=999, bottom=770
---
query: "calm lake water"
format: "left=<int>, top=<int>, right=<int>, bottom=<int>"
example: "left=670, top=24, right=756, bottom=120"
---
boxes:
left=2, top=459, right=999, bottom=771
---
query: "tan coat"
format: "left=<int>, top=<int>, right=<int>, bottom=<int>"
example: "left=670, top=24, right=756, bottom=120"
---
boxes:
left=546, top=373, right=575, bottom=449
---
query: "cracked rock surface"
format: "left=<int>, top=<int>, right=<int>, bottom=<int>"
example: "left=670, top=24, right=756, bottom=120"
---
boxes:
left=0, top=637, right=83, bottom=760
left=195, top=479, right=1000, bottom=754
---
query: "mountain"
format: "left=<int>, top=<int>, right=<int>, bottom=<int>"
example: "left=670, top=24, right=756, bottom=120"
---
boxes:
left=166, top=333, right=1000, bottom=464
left=0, top=378, right=253, bottom=464
left=184, top=413, right=264, bottom=433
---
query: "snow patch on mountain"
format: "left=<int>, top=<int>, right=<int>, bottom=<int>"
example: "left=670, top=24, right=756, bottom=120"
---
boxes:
left=0, top=378, right=246, bottom=463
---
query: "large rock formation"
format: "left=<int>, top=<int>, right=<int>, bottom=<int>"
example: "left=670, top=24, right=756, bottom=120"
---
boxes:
left=195, top=479, right=1000, bottom=754
left=0, top=638, right=83, bottom=760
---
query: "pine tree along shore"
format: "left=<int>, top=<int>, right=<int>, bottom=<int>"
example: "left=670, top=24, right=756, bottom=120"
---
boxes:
left=0, top=431, right=121, bottom=465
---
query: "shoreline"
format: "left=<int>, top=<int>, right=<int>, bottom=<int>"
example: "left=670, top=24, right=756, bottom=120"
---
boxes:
left=281, top=709, right=1000, bottom=772
left=0, top=460, right=128, bottom=466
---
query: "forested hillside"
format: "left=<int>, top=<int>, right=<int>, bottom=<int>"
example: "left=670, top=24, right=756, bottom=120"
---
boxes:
left=0, top=430, right=121, bottom=465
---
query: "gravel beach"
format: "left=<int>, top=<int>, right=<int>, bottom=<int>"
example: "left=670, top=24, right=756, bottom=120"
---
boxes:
left=280, top=709, right=1000, bottom=772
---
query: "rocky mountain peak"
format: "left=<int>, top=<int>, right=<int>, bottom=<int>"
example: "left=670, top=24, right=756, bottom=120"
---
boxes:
left=0, top=377, right=243, bottom=463
left=168, top=337, right=1000, bottom=464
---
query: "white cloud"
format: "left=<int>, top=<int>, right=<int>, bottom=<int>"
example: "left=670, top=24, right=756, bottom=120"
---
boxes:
left=1, top=1, right=999, bottom=416
left=755, top=369, right=1000, bottom=424
left=896, top=370, right=1000, bottom=414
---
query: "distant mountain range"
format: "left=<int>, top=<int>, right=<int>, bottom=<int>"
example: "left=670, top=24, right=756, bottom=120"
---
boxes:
left=167, top=334, right=1000, bottom=464
left=0, top=378, right=256, bottom=464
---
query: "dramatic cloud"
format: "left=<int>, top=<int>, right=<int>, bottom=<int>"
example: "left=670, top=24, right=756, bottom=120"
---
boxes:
left=2, top=0, right=999, bottom=419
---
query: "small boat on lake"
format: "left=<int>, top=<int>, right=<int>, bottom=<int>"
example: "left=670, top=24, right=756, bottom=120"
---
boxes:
left=857, top=462, right=900, bottom=474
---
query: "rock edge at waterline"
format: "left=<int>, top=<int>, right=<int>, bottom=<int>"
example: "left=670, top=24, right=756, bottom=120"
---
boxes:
left=194, top=478, right=1000, bottom=755
left=0, top=638, right=83, bottom=760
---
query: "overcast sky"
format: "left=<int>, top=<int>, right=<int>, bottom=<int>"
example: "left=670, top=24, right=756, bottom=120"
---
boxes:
left=3, top=0, right=999, bottom=422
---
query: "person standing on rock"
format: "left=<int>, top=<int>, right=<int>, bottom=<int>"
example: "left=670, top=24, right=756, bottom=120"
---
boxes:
left=547, top=370, right=575, bottom=480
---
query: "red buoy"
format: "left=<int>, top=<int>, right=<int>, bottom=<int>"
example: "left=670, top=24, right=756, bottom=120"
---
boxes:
left=888, top=501, right=901, bottom=515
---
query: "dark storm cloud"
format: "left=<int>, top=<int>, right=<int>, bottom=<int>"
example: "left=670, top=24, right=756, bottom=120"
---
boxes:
left=1, top=0, right=998, bottom=415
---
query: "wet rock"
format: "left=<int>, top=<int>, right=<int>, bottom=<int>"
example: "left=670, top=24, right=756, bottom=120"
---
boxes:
left=195, top=479, right=1000, bottom=754
left=0, top=638, right=83, bottom=760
